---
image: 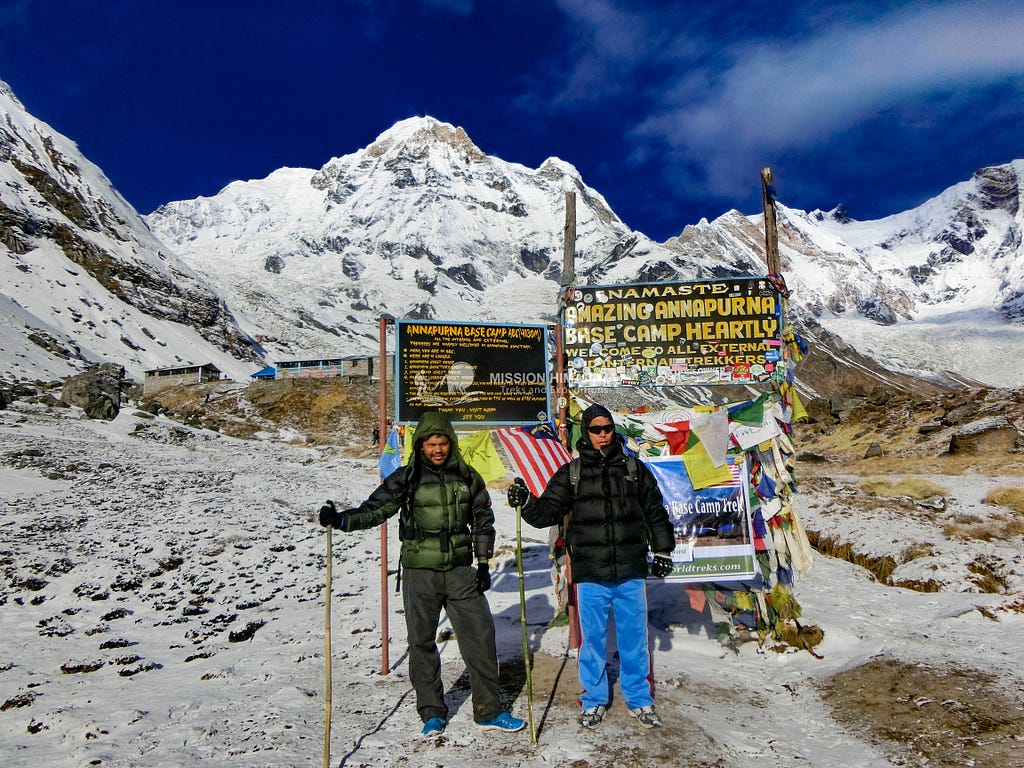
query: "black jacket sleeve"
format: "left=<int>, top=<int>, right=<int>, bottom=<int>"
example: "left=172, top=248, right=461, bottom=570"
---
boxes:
left=343, top=466, right=407, bottom=532
left=469, top=469, right=496, bottom=560
left=520, top=463, right=574, bottom=529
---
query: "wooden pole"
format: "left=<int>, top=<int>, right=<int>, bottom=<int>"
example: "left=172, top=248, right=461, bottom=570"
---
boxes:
left=562, top=190, right=576, bottom=285
left=378, top=316, right=390, bottom=676
left=323, top=527, right=333, bottom=768
left=554, top=323, right=566, bottom=444
left=557, top=190, right=575, bottom=447
left=559, top=190, right=580, bottom=650
left=761, top=167, right=781, bottom=276
left=515, top=504, right=537, bottom=744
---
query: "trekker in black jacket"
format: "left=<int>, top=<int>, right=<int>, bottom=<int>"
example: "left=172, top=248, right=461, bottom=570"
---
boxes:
left=319, top=411, right=525, bottom=738
left=506, top=403, right=675, bottom=730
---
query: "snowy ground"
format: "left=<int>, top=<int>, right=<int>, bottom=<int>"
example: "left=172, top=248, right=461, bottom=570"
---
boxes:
left=1, top=402, right=1022, bottom=767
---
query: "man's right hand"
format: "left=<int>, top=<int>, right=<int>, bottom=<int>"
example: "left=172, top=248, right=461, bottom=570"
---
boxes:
left=506, top=477, right=531, bottom=509
left=318, top=500, right=345, bottom=529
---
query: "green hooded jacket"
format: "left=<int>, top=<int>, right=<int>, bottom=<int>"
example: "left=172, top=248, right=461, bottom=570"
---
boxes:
left=343, top=412, right=495, bottom=570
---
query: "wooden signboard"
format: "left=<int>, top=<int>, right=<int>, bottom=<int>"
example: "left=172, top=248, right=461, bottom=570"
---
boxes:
left=395, top=320, right=551, bottom=424
left=563, top=278, right=783, bottom=387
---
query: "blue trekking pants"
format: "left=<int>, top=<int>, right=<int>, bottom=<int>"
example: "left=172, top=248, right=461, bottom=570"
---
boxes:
left=575, top=578, right=654, bottom=710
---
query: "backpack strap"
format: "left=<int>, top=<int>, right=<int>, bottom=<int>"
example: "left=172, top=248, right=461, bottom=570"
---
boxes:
left=625, top=455, right=639, bottom=486
left=567, top=454, right=639, bottom=502
left=398, top=463, right=420, bottom=541
left=568, top=457, right=581, bottom=496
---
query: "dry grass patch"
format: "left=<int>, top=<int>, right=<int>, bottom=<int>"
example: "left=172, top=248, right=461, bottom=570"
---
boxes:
left=944, top=512, right=1024, bottom=543
left=858, top=476, right=948, bottom=499
left=901, top=541, right=935, bottom=561
left=800, top=449, right=1024, bottom=478
left=819, top=658, right=1024, bottom=768
left=983, top=485, right=1024, bottom=514
left=966, top=556, right=1009, bottom=593
left=804, top=531, right=899, bottom=584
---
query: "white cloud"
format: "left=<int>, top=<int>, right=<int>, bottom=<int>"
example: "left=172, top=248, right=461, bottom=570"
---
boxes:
left=633, top=2, right=1024, bottom=197
left=550, top=0, right=667, bottom=101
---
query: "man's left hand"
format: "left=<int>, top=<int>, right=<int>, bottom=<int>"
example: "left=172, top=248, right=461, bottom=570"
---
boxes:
left=651, top=553, right=674, bottom=578
left=475, top=563, right=491, bottom=593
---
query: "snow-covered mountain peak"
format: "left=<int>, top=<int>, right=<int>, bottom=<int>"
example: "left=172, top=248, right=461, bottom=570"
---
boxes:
left=147, top=116, right=670, bottom=363
left=0, top=78, right=24, bottom=109
left=5, top=73, right=1024, bottom=391
left=365, top=115, right=486, bottom=161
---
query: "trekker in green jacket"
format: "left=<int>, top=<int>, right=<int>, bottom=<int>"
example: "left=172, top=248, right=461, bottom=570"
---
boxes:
left=319, top=411, right=525, bottom=738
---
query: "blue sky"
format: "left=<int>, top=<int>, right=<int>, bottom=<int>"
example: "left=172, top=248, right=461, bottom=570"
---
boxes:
left=2, top=0, right=1024, bottom=241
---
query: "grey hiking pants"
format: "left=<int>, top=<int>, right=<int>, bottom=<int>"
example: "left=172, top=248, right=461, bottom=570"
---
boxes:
left=401, top=565, right=502, bottom=723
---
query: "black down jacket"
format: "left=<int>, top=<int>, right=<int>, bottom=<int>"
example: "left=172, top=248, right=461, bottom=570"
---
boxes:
left=521, top=433, right=674, bottom=584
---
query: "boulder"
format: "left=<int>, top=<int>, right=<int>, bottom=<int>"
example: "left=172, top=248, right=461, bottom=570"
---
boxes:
left=805, top=397, right=839, bottom=425
left=947, top=417, right=1019, bottom=455
left=864, top=442, right=884, bottom=458
left=866, top=385, right=896, bottom=406
left=61, top=364, right=125, bottom=420
left=940, top=398, right=983, bottom=427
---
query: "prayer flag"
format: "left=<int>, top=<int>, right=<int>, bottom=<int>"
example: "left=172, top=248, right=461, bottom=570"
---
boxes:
left=495, top=424, right=573, bottom=496
left=378, top=425, right=403, bottom=478
left=690, top=409, right=730, bottom=467
left=681, top=438, right=733, bottom=490
left=654, top=420, right=691, bottom=455
left=728, top=393, right=770, bottom=425
left=459, top=429, right=507, bottom=483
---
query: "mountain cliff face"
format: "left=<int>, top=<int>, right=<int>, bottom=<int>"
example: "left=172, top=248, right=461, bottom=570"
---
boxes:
left=147, top=115, right=1024, bottom=390
left=3, top=76, right=1021, bottom=393
left=146, top=117, right=688, bottom=362
left=0, top=81, right=257, bottom=382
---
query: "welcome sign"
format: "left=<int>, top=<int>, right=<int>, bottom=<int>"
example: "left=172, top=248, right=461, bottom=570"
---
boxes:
left=563, top=278, right=783, bottom=387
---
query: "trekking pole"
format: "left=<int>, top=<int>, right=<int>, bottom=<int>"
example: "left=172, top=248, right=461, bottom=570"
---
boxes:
left=324, top=526, right=333, bottom=768
left=515, top=502, right=537, bottom=744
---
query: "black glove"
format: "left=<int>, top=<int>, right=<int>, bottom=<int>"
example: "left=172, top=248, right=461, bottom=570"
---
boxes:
left=318, top=500, right=345, bottom=530
left=651, top=553, right=674, bottom=578
left=475, top=563, right=491, bottom=593
left=506, top=478, right=531, bottom=509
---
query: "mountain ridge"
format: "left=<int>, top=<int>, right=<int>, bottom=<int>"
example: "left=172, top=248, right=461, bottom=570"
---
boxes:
left=2, top=79, right=1022, bottom=394
left=146, top=114, right=1024, bottom=391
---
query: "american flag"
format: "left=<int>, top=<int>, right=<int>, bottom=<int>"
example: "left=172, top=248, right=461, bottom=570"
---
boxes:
left=495, top=424, right=573, bottom=497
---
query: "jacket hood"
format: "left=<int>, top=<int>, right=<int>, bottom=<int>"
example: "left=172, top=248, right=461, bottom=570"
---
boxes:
left=412, top=411, right=460, bottom=449
left=576, top=403, right=622, bottom=457
left=580, top=403, right=614, bottom=433
left=410, top=411, right=469, bottom=474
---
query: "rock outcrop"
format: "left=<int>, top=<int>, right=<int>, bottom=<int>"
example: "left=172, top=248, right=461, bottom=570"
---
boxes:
left=61, top=364, right=125, bottom=420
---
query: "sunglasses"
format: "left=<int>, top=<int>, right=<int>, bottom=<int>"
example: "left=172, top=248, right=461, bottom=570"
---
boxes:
left=587, top=424, right=615, bottom=435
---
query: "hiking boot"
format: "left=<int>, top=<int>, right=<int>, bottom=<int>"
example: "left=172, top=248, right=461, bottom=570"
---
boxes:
left=629, top=705, right=662, bottom=728
left=578, top=704, right=607, bottom=729
left=473, top=712, right=525, bottom=732
left=421, top=717, right=446, bottom=737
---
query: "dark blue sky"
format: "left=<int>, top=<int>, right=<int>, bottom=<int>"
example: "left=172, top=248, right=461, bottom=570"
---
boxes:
left=2, top=0, right=1024, bottom=241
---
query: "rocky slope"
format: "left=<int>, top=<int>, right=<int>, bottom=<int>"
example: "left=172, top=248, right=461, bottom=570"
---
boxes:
left=0, top=80, right=258, bottom=383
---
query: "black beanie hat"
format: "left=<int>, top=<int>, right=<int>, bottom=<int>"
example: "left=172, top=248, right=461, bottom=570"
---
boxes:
left=581, top=403, right=614, bottom=432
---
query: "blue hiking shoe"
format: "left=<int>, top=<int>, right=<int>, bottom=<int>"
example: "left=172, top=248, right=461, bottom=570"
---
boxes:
left=421, top=717, right=446, bottom=737
left=473, top=711, right=525, bottom=732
